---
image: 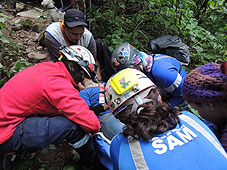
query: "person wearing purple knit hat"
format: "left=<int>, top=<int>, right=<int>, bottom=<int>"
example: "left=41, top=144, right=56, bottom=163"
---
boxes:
left=182, top=62, right=227, bottom=152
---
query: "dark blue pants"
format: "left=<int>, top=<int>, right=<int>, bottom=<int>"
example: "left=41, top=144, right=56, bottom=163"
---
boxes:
left=0, top=116, right=96, bottom=165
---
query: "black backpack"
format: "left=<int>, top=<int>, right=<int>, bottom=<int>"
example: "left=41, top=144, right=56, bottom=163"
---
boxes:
left=148, top=35, right=191, bottom=65
left=96, top=40, right=116, bottom=82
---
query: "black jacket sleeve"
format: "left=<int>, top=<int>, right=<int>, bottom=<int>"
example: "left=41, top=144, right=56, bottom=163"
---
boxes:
left=89, top=104, right=105, bottom=115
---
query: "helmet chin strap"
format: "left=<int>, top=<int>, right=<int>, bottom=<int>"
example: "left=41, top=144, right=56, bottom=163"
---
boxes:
left=131, top=95, right=153, bottom=114
left=139, top=63, right=144, bottom=71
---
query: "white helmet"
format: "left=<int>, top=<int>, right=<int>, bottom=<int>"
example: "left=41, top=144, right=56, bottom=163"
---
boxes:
left=105, top=68, right=157, bottom=115
left=59, top=45, right=98, bottom=82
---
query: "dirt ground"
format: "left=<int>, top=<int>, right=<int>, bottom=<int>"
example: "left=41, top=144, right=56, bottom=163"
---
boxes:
left=0, top=0, right=51, bottom=63
left=0, top=1, right=102, bottom=170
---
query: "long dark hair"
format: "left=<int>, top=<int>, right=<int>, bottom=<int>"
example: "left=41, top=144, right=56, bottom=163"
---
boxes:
left=63, top=60, right=84, bottom=84
left=116, top=89, right=179, bottom=140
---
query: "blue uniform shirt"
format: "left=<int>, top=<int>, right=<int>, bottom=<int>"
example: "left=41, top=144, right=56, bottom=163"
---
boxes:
left=110, top=111, right=227, bottom=170
left=145, top=54, right=187, bottom=108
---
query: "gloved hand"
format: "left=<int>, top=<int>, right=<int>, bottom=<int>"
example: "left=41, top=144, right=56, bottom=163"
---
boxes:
left=41, top=0, right=55, bottom=8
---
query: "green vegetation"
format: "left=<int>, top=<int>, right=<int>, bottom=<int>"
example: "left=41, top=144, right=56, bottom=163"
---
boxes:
left=87, top=0, right=227, bottom=69
left=1, top=0, right=226, bottom=87
left=0, top=0, right=226, bottom=169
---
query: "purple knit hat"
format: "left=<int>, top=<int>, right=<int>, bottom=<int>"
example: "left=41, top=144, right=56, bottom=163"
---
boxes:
left=182, top=62, right=227, bottom=103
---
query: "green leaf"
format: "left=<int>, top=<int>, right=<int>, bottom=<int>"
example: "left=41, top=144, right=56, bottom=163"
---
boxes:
left=0, top=13, right=9, bottom=18
left=37, top=157, right=43, bottom=163
left=119, top=3, right=125, bottom=9
left=112, top=39, right=119, bottom=44
left=0, top=22, right=5, bottom=28
left=194, top=46, right=204, bottom=53
left=49, top=144, right=57, bottom=150
left=109, top=46, right=114, bottom=51
left=17, top=42, right=23, bottom=47
left=63, top=165, right=76, bottom=170
left=42, top=148, right=49, bottom=153
left=71, top=149, right=80, bottom=161
left=188, top=105, right=202, bottom=119
left=206, top=55, right=214, bottom=59
left=0, top=17, right=6, bottom=23
left=164, top=21, right=171, bottom=27
left=170, top=25, right=178, bottom=32
left=8, top=51, right=14, bottom=56
left=186, top=24, right=196, bottom=31
left=30, top=152, right=36, bottom=159
left=0, top=36, right=10, bottom=44
left=4, top=56, right=9, bottom=59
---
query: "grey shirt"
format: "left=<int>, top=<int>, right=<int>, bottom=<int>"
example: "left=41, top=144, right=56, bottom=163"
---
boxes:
left=44, top=31, right=97, bottom=62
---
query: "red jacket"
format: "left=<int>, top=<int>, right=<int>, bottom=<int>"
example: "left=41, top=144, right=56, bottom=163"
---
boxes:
left=0, top=62, right=100, bottom=144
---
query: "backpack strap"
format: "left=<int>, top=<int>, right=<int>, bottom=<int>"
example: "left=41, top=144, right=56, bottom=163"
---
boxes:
left=178, top=64, right=182, bottom=74
left=59, top=20, right=70, bottom=46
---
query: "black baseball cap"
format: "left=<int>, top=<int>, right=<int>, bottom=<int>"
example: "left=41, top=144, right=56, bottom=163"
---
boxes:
left=64, top=9, right=88, bottom=28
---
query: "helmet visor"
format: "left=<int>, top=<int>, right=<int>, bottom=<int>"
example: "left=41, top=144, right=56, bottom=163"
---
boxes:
left=77, top=60, right=98, bottom=82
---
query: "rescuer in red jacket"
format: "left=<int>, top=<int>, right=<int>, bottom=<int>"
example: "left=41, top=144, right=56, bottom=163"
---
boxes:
left=0, top=45, right=101, bottom=169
